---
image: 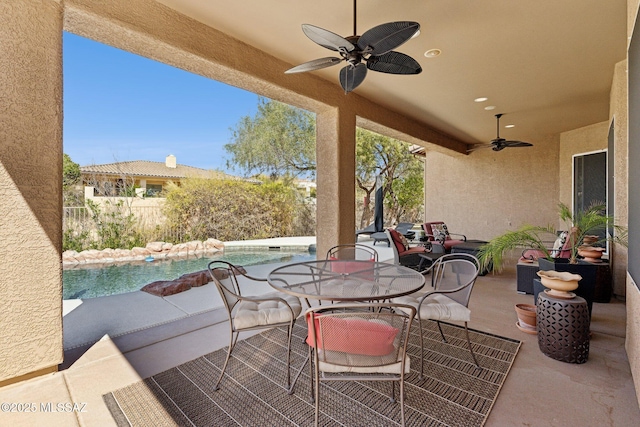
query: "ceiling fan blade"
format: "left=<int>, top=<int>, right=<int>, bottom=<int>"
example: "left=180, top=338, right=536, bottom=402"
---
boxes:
left=503, top=140, right=534, bottom=147
left=339, top=63, right=367, bottom=93
left=302, top=24, right=355, bottom=52
left=366, top=51, right=422, bottom=74
left=285, top=57, right=343, bottom=74
left=357, top=21, right=420, bottom=56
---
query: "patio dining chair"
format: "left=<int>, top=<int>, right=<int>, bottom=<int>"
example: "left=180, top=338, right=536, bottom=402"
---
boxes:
left=394, top=253, right=481, bottom=377
left=207, top=261, right=302, bottom=392
left=306, top=303, right=416, bottom=427
left=326, top=243, right=378, bottom=262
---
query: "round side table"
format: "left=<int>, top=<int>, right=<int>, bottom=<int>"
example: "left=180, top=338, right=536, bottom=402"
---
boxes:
left=537, top=292, right=590, bottom=364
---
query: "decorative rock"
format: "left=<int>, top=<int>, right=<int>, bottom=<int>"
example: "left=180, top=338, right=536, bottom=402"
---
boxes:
left=131, top=247, right=151, bottom=256
left=141, top=280, right=192, bottom=297
left=62, top=239, right=226, bottom=267
left=204, top=238, right=224, bottom=251
left=186, top=241, right=202, bottom=252
left=179, top=270, right=211, bottom=287
left=83, top=250, right=102, bottom=261
left=146, top=241, right=165, bottom=252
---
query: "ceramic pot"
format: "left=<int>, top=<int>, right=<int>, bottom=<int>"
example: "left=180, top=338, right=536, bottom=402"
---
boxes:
left=537, top=270, right=582, bottom=296
left=578, top=245, right=605, bottom=262
left=582, top=235, right=599, bottom=245
left=515, top=303, right=537, bottom=328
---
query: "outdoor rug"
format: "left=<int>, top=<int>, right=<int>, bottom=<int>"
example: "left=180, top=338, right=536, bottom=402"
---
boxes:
left=104, top=319, right=521, bottom=427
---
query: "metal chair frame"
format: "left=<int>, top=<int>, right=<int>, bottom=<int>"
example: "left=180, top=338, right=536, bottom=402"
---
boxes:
left=326, top=243, right=379, bottom=261
left=207, top=260, right=301, bottom=393
left=409, top=253, right=481, bottom=377
left=306, top=303, right=416, bottom=427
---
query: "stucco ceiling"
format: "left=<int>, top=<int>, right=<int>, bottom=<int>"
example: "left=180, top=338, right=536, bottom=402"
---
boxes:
left=156, top=0, right=627, bottom=147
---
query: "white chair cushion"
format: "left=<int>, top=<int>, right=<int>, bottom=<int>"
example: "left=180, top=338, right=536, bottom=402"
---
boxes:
left=318, top=351, right=410, bottom=374
left=394, top=293, right=470, bottom=322
left=233, top=293, right=302, bottom=330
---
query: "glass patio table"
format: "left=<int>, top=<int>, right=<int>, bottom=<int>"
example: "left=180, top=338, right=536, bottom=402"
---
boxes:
left=269, top=259, right=425, bottom=395
left=268, top=259, right=426, bottom=302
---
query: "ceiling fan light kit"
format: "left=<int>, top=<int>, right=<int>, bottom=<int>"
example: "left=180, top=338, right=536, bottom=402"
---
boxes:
left=285, top=0, right=422, bottom=93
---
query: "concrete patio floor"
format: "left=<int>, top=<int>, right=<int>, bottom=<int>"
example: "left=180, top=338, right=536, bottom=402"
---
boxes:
left=0, top=237, right=638, bottom=426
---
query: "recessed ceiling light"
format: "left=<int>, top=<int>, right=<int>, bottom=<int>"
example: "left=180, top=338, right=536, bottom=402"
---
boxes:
left=424, top=49, right=441, bottom=58
left=474, top=97, right=488, bottom=103
left=505, top=124, right=515, bottom=128
left=411, top=30, right=421, bottom=39
left=484, top=105, right=496, bottom=110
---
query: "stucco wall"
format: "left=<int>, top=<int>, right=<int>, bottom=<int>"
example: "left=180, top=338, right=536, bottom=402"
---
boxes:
left=0, top=0, right=63, bottom=382
left=424, top=133, right=560, bottom=241
left=558, top=121, right=609, bottom=208
left=611, top=60, right=630, bottom=297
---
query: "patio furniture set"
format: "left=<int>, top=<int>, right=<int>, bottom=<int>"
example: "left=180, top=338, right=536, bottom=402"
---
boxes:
left=379, top=221, right=491, bottom=275
left=207, top=243, right=482, bottom=426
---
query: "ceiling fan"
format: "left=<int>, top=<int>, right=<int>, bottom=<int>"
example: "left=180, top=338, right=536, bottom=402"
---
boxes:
left=468, top=114, right=534, bottom=152
left=284, top=0, right=422, bottom=93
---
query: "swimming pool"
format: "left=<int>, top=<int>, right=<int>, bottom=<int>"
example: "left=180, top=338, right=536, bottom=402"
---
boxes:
left=62, top=250, right=316, bottom=300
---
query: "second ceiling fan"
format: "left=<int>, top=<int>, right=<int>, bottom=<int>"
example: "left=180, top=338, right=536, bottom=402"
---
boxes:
left=468, top=114, right=534, bottom=152
left=285, top=0, right=422, bottom=93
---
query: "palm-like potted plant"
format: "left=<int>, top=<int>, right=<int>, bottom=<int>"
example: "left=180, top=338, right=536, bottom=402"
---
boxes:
left=477, top=202, right=627, bottom=306
left=477, top=202, right=627, bottom=272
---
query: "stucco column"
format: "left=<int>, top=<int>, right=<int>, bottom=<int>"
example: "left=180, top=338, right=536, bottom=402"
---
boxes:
left=315, top=107, right=356, bottom=257
left=0, top=0, right=63, bottom=384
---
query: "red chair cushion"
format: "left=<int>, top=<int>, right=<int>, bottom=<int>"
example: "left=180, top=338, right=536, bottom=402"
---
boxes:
left=388, top=229, right=407, bottom=254
left=306, top=314, right=399, bottom=356
left=402, top=246, right=428, bottom=255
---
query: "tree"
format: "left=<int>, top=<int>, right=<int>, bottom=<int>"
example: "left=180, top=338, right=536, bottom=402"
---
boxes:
left=63, top=153, right=83, bottom=206
left=356, top=129, right=424, bottom=227
left=225, top=97, right=316, bottom=178
left=63, top=153, right=81, bottom=187
left=225, top=98, right=424, bottom=228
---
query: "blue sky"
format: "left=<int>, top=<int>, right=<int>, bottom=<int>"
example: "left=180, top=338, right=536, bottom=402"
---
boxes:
left=63, top=32, right=261, bottom=173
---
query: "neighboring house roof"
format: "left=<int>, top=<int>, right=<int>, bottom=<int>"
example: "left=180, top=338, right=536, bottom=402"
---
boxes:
left=408, top=144, right=426, bottom=157
left=80, top=161, right=226, bottom=180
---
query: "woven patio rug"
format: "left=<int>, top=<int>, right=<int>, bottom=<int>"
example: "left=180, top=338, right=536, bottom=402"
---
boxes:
left=104, top=319, right=520, bottom=427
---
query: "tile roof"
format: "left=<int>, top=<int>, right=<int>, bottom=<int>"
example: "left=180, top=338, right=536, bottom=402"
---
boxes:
left=80, top=161, right=227, bottom=179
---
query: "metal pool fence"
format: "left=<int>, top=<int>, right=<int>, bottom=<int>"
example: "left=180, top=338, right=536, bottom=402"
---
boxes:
left=63, top=205, right=188, bottom=246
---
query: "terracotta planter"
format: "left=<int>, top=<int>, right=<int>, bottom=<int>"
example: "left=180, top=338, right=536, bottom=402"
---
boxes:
left=537, top=270, right=581, bottom=297
left=515, top=303, right=537, bottom=331
left=582, top=235, right=599, bottom=245
left=578, top=246, right=605, bottom=262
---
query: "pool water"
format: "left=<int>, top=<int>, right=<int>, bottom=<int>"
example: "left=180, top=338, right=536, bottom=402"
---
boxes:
left=63, top=250, right=316, bottom=300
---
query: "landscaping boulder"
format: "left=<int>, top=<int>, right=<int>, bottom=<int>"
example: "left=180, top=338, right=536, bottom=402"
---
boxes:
left=179, top=270, right=211, bottom=287
left=141, top=280, right=192, bottom=297
left=146, top=241, right=164, bottom=252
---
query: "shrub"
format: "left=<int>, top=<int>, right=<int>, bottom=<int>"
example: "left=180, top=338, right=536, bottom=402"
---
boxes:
left=162, top=177, right=315, bottom=241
